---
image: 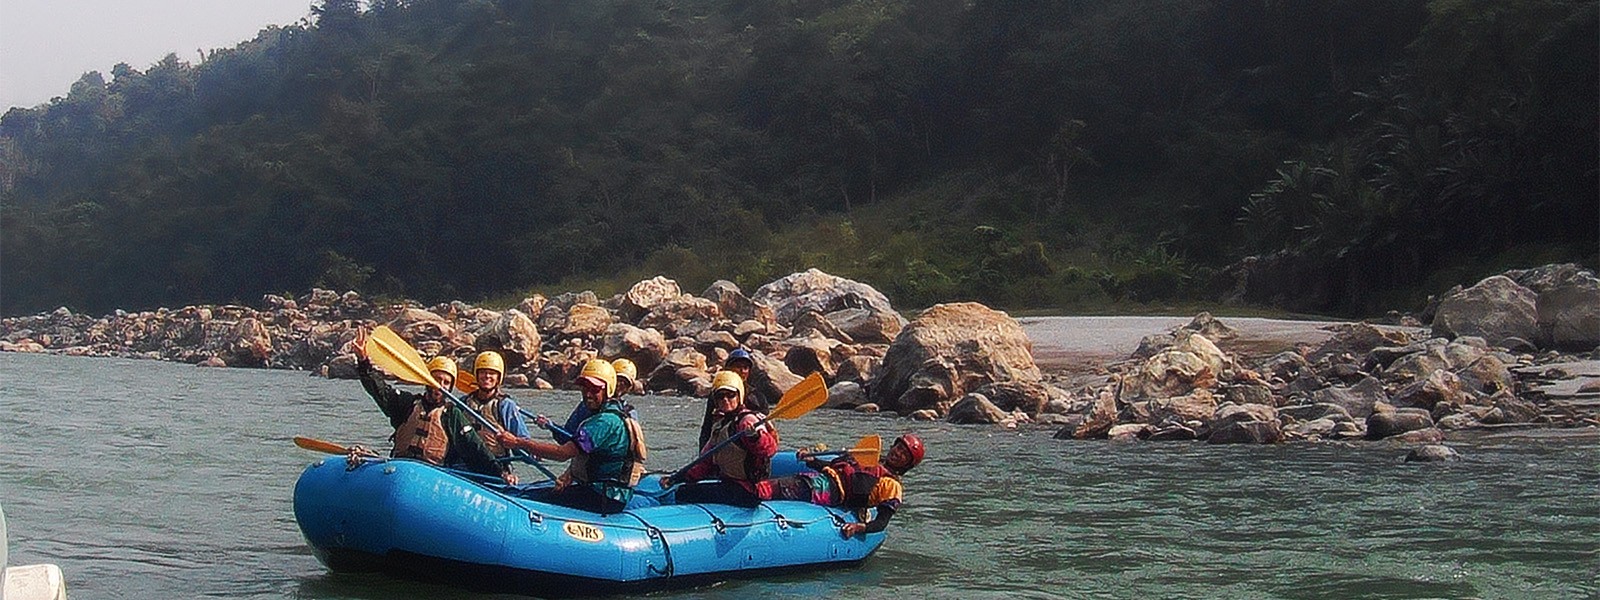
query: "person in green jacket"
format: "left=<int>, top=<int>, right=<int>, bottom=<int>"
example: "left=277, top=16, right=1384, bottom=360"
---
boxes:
left=352, top=328, right=515, bottom=484
left=496, top=359, right=647, bottom=514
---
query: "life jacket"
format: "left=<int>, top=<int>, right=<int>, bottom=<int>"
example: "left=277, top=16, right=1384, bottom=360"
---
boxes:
left=560, top=405, right=649, bottom=495
left=707, top=409, right=774, bottom=482
left=823, top=458, right=897, bottom=508
left=391, top=402, right=449, bottom=465
left=469, top=393, right=510, bottom=456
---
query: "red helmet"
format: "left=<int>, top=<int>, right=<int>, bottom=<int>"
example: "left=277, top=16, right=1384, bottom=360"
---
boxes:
left=893, top=434, right=925, bottom=471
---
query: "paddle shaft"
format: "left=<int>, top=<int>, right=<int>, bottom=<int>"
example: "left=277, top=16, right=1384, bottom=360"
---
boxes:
left=441, top=388, right=561, bottom=482
left=667, top=415, right=775, bottom=482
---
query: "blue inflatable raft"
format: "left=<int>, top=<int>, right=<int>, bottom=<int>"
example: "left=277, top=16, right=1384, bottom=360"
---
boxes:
left=292, top=452, right=885, bottom=594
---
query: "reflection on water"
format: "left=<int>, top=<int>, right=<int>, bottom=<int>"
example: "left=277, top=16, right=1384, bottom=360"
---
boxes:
left=2, top=352, right=1596, bottom=599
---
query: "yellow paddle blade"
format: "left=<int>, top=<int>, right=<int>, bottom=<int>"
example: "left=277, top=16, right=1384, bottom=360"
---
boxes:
left=366, top=325, right=443, bottom=390
left=294, top=436, right=348, bottom=454
left=849, top=434, right=882, bottom=468
left=456, top=369, right=478, bottom=394
left=768, top=372, right=828, bottom=421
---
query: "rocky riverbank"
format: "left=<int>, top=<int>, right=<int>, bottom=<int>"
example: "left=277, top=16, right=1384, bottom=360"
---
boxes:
left=2, top=265, right=1596, bottom=447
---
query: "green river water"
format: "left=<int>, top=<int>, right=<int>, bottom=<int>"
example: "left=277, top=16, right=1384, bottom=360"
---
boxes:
left=2, top=351, right=1595, bottom=599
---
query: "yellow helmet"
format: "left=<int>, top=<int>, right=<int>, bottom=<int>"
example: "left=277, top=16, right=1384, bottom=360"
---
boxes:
left=578, top=358, right=617, bottom=397
left=426, top=356, right=458, bottom=378
left=710, top=370, right=745, bottom=405
left=474, top=351, right=505, bottom=376
left=610, top=358, right=637, bottom=395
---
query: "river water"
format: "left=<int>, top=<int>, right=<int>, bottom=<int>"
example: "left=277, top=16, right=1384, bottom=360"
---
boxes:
left=2, top=351, right=1596, bottom=599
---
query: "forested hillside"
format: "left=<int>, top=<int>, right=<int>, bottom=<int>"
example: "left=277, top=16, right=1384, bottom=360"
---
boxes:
left=2, top=0, right=1594, bottom=316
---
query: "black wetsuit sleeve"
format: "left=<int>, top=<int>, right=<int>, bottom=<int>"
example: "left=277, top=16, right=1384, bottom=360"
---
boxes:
left=444, top=406, right=504, bottom=477
left=696, top=400, right=715, bottom=449
left=861, top=503, right=897, bottom=534
left=358, top=358, right=417, bottom=429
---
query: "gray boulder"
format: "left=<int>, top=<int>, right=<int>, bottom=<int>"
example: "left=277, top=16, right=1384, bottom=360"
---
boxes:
left=1432, top=275, right=1540, bottom=346
left=1367, top=409, right=1435, bottom=440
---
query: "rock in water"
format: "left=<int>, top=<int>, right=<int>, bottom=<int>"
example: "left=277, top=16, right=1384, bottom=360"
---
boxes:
left=868, top=302, right=1043, bottom=417
left=1404, top=444, right=1461, bottom=462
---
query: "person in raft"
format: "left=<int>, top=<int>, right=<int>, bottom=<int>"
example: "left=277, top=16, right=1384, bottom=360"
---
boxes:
left=350, top=328, right=514, bottom=484
left=697, top=348, right=767, bottom=450
left=495, top=359, right=648, bottom=514
left=539, top=357, right=641, bottom=445
left=757, top=433, right=925, bottom=537
left=462, top=350, right=532, bottom=457
left=667, top=371, right=778, bottom=508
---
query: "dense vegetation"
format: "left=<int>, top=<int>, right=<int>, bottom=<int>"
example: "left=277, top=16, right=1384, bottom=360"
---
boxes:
left=2, top=0, right=1594, bottom=317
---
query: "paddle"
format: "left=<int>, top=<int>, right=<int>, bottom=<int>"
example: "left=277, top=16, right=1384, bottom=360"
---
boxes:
left=812, top=434, right=882, bottom=468
left=457, top=368, right=577, bottom=441
left=364, top=326, right=559, bottom=483
left=665, top=372, right=829, bottom=484
left=294, top=436, right=376, bottom=457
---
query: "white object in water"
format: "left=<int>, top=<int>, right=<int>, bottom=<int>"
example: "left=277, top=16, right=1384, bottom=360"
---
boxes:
left=1, top=504, right=68, bottom=600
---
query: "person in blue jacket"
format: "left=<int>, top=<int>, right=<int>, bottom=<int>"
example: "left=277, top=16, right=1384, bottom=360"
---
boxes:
left=461, top=350, right=531, bottom=457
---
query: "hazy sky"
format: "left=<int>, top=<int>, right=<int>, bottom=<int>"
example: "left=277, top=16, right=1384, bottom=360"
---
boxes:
left=1, top=1, right=314, bottom=111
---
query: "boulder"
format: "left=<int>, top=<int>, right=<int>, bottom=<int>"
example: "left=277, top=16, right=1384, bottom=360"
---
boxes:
left=1382, top=346, right=1451, bottom=383
left=701, top=280, right=776, bottom=328
left=694, top=329, right=741, bottom=353
left=1392, top=427, right=1445, bottom=443
left=1279, top=402, right=1353, bottom=423
left=1404, top=444, right=1461, bottom=462
left=1124, top=388, right=1218, bottom=426
left=386, top=308, right=455, bottom=344
left=1479, top=389, right=1542, bottom=424
left=639, top=297, right=722, bottom=339
left=599, top=324, right=669, bottom=376
left=824, top=381, right=867, bottom=409
left=1224, top=382, right=1277, bottom=406
left=791, top=311, right=855, bottom=344
left=537, top=305, right=569, bottom=335
left=835, top=355, right=881, bottom=385
left=1455, top=354, right=1513, bottom=395
left=970, top=380, right=1053, bottom=415
left=1072, top=386, right=1120, bottom=439
left=1108, top=423, right=1152, bottom=442
left=1431, top=275, right=1540, bottom=346
left=752, top=269, right=904, bottom=328
left=561, top=304, right=613, bottom=339
left=782, top=333, right=843, bottom=379
left=1212, top=402, right=1278, bottom=429
left=516, top=295, right=547, bottom=318
left=644, top=347, right=712, bottom=395
left=1119, top=331, right=1228, bottom=402
left=1145, top=423, right=1199, bottom=441
left=1180, top=312, right=1238, bottom=341
left=1208, top=420, right=1284, bottom=444
left=1536, top=272, right=1600, bottom=350
left=947, top=393, right=1008, bottom=424
left=824, top=307, right=904, bottom=344
left=1309, top=323, right=1411, bottom=363
left=868, top=302, right=1042, bottom=415
left=744, top=350, right=804, bottom=407
left=473, top=310, right=541, bottom=368
left=1306, top=376, right=1388, bottom=419
left=207, top=317, right=273, bottom=368
left=618, top=276, right=682, bottom=323
left=1390, top=370, right=1469, bottom=411
left=1366, top=409, right=1435, bottom=440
